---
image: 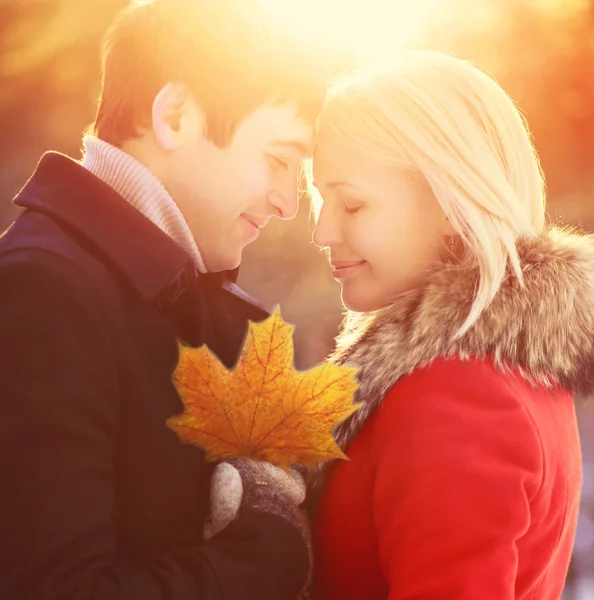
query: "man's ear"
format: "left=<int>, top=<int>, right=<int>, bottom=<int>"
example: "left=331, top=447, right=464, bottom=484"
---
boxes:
left=152, top=82, right=203, bottom=151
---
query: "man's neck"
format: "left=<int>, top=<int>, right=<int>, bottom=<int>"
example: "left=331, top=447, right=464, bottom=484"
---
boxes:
left=80, top=135, right=207, bottom=273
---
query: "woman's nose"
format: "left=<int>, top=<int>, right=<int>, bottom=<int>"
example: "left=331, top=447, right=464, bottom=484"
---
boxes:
left=312, top=206, right=341, bottom=248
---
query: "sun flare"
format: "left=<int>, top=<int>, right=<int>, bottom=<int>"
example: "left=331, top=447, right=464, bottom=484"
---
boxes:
left=261, top=0, right=444, bottom=62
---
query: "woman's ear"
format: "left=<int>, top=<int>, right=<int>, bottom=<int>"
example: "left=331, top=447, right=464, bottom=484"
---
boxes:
left=444, top=215, right=456, bottom=237
left=152, top=82, right=202, bottom=151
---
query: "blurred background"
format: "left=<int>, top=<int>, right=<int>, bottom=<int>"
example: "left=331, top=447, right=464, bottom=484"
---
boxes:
left=1, top=0, right=594, bottom=595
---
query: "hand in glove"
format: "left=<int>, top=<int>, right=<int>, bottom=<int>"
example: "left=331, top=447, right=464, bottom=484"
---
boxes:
left=204, top=458, right=307, bottom=541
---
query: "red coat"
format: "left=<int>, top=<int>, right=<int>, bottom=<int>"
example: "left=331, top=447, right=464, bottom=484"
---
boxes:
left=314, top=358, right=581, bottom=599
left=312, top=231, right=589, bottom=600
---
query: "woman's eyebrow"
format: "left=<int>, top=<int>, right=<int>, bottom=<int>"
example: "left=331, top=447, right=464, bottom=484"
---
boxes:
left=314, top=180, right=360, bottom=190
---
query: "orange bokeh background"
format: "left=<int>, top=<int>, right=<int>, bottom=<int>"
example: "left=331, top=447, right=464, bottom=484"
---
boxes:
left=2, top=1, right=594, bottom=592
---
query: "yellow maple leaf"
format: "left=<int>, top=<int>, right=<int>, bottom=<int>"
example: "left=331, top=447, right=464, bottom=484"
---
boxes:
left=167, top=308, right=360, bottom=469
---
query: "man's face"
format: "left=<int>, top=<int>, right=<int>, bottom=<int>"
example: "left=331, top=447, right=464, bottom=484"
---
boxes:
left=155, top=92, right=315, bottom=272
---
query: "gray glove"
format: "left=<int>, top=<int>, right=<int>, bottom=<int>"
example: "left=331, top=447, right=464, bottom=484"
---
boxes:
left=204, top=458, right=307, bottom=541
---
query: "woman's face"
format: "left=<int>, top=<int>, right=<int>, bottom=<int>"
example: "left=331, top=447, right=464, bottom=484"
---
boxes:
left=312, top=132, right=449, bottom=312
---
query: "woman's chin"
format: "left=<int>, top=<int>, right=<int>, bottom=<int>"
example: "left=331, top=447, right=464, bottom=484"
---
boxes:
left=341, top=288, right=381, bottom=313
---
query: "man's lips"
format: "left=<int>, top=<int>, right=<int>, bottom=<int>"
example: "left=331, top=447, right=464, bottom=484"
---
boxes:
left=240, top=214, right=269, bottom=242
left=242, top=214, right=268, bottom=229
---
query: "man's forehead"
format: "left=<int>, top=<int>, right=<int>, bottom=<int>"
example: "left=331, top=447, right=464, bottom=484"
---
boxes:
left=243, top=104, right=315, bottom=147
left=269, top=137, right=315, bottom=156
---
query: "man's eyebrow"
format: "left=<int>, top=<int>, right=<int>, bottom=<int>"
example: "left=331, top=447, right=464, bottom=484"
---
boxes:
left=269, top=139, right=313, bottom=155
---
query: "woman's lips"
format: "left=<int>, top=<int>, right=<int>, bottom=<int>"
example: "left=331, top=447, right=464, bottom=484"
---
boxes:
left=331, top=260, right=367, bottom=280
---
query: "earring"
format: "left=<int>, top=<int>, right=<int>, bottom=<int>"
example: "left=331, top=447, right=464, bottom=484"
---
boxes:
left=443, top=234, right=457, bottom=264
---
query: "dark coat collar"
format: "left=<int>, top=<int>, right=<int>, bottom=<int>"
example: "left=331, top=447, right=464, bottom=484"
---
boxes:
left=13, top=151, right=197, bottom=303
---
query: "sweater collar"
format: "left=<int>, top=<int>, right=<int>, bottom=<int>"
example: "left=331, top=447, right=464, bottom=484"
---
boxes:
left=80, top=135, right=206, bottom=273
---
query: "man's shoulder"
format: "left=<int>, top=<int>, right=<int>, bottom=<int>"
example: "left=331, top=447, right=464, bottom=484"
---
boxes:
left=0, top=210, right=123, bottom=309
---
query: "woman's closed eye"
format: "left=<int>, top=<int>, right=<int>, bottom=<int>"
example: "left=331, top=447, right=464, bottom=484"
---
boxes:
left=344, top=200, right=362, bottom=215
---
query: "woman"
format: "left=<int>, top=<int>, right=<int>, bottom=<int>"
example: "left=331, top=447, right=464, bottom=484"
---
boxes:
left=308, top=51, right=587, bottom=599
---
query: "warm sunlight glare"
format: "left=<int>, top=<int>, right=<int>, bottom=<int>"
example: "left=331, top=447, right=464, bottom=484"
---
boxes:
left=261, top=0, right=444, bottom=61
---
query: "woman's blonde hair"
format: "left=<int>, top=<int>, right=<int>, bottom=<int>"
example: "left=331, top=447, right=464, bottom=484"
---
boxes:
left=311, top=50, right=546, bottom=337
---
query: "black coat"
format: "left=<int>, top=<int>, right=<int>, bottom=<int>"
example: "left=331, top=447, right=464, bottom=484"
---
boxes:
left=0, top=153, right=308, bottom=600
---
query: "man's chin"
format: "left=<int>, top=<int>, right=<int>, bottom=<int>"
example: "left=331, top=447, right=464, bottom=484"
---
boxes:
left=202, top=250, right=242, bottom=273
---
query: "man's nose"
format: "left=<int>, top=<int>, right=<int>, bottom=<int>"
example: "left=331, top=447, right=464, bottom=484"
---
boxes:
left=268, top=191, right=299, bottom=220
left=267, top=173, right=300, bottom=220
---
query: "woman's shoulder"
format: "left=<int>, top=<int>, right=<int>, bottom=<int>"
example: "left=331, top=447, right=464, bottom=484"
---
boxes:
left=361, top=356, right=550, bottom=493
left=388, top=355, right=527, bottom=398
left=373, top=356, right=551, bottom=446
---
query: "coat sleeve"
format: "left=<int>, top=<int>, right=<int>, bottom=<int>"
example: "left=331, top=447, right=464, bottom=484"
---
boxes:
left=371, top=361, right=544, bottom=599
left=0, top=258, right=308, bottom=600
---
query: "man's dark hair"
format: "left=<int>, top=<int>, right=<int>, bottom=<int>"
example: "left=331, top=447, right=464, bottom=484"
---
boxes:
left=93, top=0, right=327, bottom=148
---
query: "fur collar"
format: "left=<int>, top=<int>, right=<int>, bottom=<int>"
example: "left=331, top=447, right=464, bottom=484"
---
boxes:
left=328, top=227, right=594, bottom=453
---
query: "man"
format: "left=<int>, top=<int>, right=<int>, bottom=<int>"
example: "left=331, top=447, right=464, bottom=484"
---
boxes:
left=0, top=1, right=327, bottom=598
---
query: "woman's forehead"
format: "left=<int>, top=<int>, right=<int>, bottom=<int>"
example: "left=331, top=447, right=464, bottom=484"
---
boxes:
left=313, top=141, right=393, bottom=187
